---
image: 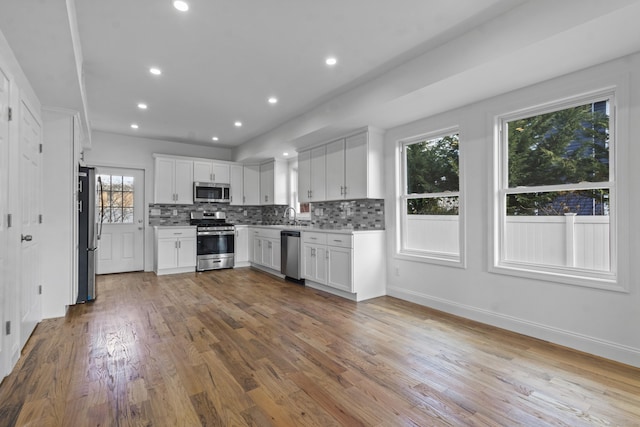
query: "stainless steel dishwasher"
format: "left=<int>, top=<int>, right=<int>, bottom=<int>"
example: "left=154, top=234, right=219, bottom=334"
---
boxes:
left=281, top=230, right=303, bottom=282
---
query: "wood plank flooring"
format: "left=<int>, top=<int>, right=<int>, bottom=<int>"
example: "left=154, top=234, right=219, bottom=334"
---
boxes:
left=1, top=268, right=639, bottom=426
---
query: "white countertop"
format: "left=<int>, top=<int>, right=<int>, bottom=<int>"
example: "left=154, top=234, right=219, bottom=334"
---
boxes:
left=247, top=224, right=384, bottom=234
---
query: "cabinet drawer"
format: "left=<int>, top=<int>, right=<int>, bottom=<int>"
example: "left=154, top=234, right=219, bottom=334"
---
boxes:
left=326, top=233, right=353, bottom=248
left=156, top=227, right=196, bottom=239
left=252, top=228, right=280, bottom=240
left=302, top=232, right=327, bottom=245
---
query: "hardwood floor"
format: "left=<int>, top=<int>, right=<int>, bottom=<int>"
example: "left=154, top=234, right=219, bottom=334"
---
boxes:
left=1, top=268, right=639, bottom=426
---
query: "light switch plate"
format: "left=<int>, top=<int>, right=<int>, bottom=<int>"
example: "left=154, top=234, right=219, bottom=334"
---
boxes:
left=151, top=208, right=161, bottom=216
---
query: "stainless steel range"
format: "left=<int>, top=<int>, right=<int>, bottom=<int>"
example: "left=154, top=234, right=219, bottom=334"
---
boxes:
left=190, top=211, right=235, bottom=271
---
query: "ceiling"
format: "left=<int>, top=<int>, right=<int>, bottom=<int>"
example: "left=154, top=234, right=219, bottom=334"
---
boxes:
left=2, top=1, right=640, bottom=162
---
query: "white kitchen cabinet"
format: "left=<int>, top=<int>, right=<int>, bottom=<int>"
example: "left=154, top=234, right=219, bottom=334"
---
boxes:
left=230, top=164, right=244, bottom=206
left=298, top=146, right=326, bottom=203
left=327, top=245, right=352, bottom=292
left=243, top=164, right=260, bottom=205
left=302, top=241, right=327, bottom=284
left=154, top=227, right=196, bottom=275
left=234, top=225, right=250, bottom=267
left=324, top=129, right=384, bottom=201
left=154, top=155, right=193, bottom=204
left=325, top=139, right=346, bottom=201
left=249, top=227, right=282, bottom=272
left=193, top=160, right=230, bottom=184
left=260, top=159, right=287, bottom=205
left=302, top=230, right=385, bottom=301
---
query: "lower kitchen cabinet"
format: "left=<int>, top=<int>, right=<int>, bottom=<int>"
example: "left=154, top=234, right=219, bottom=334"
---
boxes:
left=250, top=227, right=282, bottom=272
left=154, top=227, right=197, bottom=275
left=302, top=230, right=385, bottom=301
left=302, top=242, right=327, bottom=284
left=234, top=225, right=250, bottom=267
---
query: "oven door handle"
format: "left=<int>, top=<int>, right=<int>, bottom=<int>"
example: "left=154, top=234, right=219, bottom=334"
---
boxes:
left=197, top=231, right=235, bottom=236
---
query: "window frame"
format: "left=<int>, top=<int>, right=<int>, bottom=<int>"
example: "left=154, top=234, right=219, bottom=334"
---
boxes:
left=97, top=174, right=136, bottom=225
left=398, top=126, right=465, bottom=267
left=491, top=89, right=622, bottom=290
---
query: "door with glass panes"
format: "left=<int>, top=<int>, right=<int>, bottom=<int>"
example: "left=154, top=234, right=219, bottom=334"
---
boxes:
left=96, top=167, right=144, bottom=274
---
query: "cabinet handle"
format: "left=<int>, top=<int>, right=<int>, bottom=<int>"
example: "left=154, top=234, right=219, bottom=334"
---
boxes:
left=178, top=241, right=181, bottom=249
left=326, top=251, right=329, bottom=260
left=243, top=196, right=246, bottom=203
left=268, top=241, right=272, bottom=249
left=343, top=186, right=347, bottom=196
left=340, top=186, right=344, bottom=195
left=311, top=248, right=315, bottom=256
left=333, top=239, right=342, bottom=243
left=175, top=241, right=178, bottom=249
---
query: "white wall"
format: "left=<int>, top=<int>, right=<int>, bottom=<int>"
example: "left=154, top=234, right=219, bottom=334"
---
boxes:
left=84, top=131, right=232, bottom=271
left=384, top=52, right=640, bottom=368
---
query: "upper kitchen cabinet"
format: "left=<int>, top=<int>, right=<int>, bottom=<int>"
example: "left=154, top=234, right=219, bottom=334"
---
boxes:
left=260, top=159, right=287, bottom=205
left=154, top=155, right=193, bottom=204
left=298, top=145, right=326, bottom=203
left=193, top=160, right=230, bottom=184
left=243, top=164, right=260, bottom=205
left=229, top=164, right=244, bottom=205
left=325, top=128, right=384, bottom=201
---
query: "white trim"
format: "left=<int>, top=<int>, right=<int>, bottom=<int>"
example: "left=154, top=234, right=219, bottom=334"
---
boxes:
left=386, top=285, right=640, bottom=369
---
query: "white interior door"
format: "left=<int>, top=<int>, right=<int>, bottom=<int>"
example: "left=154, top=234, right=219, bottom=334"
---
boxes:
left=19, top=100, right=42, bottom=349
left=96, top=167, right=144, bottom=274
left=0, top=67, right=10, bottom=378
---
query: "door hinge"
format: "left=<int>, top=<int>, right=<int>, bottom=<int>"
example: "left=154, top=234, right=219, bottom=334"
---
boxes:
left=38, top=285, right=42, bottom=295
left=5, top=321, right=10, bottom=335
left=7, top=213, right=11, bottom=228
left=8, top=107, right=12, bottom=121
left=39, top=143, right=43, bottom=153
left=39, top=214, right=43, bottom=224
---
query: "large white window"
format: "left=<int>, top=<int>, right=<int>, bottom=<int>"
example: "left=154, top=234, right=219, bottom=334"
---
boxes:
left=494, top=91, right=616, bottom=286
left=400, top=129, right=462, bottom=264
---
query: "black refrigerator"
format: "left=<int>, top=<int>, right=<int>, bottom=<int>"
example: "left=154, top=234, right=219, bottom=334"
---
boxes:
left=78, top=166, right=101, bottom=303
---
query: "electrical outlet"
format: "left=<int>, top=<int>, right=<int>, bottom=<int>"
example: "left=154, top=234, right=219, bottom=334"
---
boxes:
left=172, top=209, right=178, bottom=216
left=243, top=210, right=247, bottom=216
left=151, top=208, right=161, bottom=216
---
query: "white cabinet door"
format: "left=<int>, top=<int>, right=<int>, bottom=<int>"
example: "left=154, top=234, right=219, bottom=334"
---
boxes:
left=174, top=160, right=193, bottom=204
left=310, top=146, right=327, bottom=201
left=325, top=138, right=345, bottom=200
left=212, top=162, right=230, bottom=183
left=344, top=132, right=368, bottom=199
left=327, top=246, right=352, bottom=292
left=270, top=238, right=281, bottom=271
left=260, top=161, right=274, bottom=205
left=155, top=157, right=175, bottom=203
left=243, top=165, right=260, bottom=205
left=177, top=236, right=196, bottom=268
left=230, top=164, right=244, bottom=205
left=302, top=243, right=327, bottom=284
left=261, top=238, right=274, bottom=267
left=193, top=160, right=212, bottom=182
left=253, top=236, right=263, bottom=265
left=302, top=243, right=316, bottom=279
left=234, top=226, right=249, bottom=264
left=298, top=150, right=311, bottom=203
left=157, top=238, right=178, bottom=270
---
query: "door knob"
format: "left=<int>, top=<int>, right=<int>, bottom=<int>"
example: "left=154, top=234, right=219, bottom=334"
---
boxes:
left=21, top=234, right=33, bottom=242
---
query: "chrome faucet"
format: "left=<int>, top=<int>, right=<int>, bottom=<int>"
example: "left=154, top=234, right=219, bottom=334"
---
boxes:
left=283, top=206, right=297, bottom=224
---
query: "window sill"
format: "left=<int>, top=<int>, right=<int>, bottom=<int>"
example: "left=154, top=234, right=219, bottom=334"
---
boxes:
left=490, top=262, right=626, bottom=293
left=396, top=250, right=465, bottom=269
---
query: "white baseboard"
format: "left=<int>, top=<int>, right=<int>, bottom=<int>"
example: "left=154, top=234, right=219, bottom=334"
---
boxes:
left=387, top=285, right=640, bottom=369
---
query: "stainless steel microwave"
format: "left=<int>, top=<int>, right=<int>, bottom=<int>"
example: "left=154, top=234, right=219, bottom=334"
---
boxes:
left=193, top=182, right=231, bottom=203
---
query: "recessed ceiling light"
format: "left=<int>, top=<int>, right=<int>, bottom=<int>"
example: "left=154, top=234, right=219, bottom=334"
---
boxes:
left=173, top=1, right=189, bottom=12
left=131, top=124, right=139, bottom=129
left=268, top=97, right=278, bottom=104
left=149, top=67, right=162, bottom=75
left=234, top=121, right=242, bottom=127
left=212, top=136, right=219, bottom=141
left=137, top=103, right=148, bottom=110
left=325, top=57, right=337, bottom=66
left=283, top=152, right=289, bottom=156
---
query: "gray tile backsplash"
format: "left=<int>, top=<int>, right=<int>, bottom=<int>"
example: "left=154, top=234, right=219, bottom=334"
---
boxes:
left=149, top=199, right=384, bottom=230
